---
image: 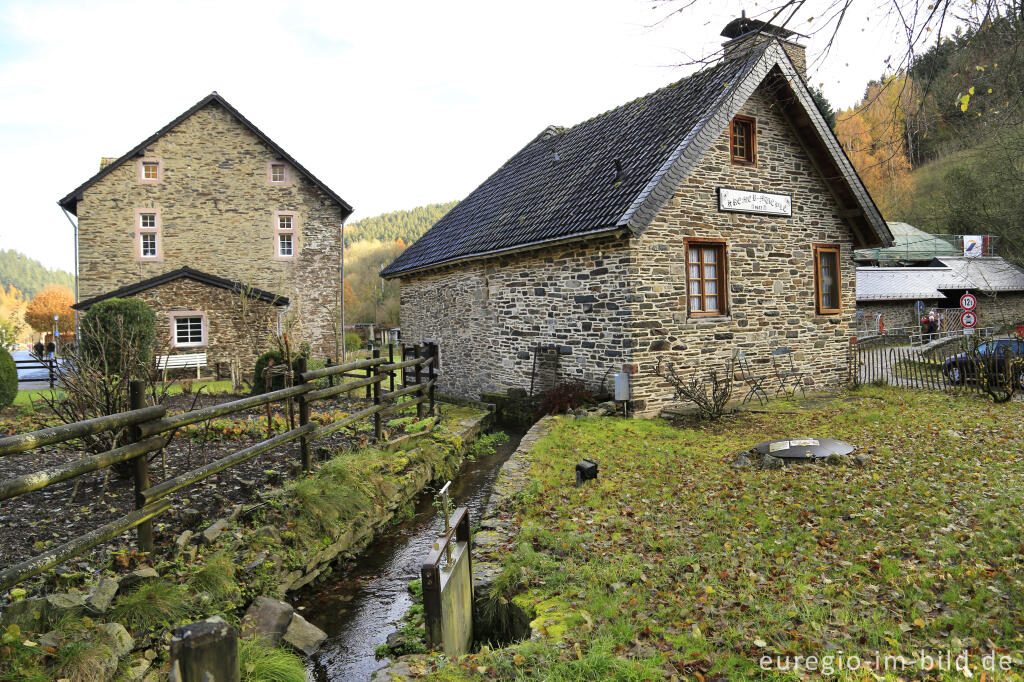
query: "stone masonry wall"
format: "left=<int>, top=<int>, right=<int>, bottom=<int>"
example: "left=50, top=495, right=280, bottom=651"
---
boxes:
left=628, top=85, right=858, bottom=411
left=398, top=237, right=633, bottom=399
left=130, top=278, right=278, bottom=377
left=76, top=100, right=344, bottom=359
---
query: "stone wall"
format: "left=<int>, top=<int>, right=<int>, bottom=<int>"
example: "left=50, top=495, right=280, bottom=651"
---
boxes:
left=76, top=100, right=344, bottom=359
left=129, top=278, right=279, bottom=377
left=398, top=237, right=633, bottom=399
left=398, top=82, right=867, bottom=412
left=856, top=301, right=919, bottom=332
left=628, top=85, right=858, bottom=411
left=856, top=294, right=1024, bottom=336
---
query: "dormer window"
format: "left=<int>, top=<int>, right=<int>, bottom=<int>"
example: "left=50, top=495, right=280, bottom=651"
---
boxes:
left=268, top=161, right=291, bottom=185
left=730, top=115, right=756, bottom=165
left=138, top=158, right=162, bottom=183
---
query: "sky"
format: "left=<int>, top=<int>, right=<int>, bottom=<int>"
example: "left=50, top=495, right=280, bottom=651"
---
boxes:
left=0, top=0, right=915, bottom=274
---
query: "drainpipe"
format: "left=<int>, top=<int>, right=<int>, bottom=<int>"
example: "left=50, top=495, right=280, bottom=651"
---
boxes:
left=340, top=215, right=347, bottom=363
left=277, top=301, right=291, bottom=338
left=61, top=208, right=80, bottom=339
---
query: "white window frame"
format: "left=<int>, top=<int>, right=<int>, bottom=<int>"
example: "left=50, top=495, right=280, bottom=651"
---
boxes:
left=171, top=312, right=206, bottom=348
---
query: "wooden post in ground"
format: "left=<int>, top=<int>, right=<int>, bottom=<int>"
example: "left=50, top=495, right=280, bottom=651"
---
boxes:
left=372, top=348, right=382, bottom=441
left=129, top=380, right=153, bottom=553
left=414, top=344, right=425, bottom=419
left=388, top=344, right=395, bottom=392
left=364, top=354, right=373, bottom=399
left=427, top=342, right=437, bottom=416
left=169, top=617, right=239, bottom=682
left=326, top=358, right=334, bottom=388
left=295, top=357, right=311, bottom=473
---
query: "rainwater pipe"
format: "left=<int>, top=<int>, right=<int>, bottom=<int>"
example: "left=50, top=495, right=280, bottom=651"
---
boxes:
left=61, top=208, right=81, bottom=339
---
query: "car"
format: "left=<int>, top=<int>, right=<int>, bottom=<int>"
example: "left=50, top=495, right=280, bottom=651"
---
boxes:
left=943, top=339, right=1024, bottom=388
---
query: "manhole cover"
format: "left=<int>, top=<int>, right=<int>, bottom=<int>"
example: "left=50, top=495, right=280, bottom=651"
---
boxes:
left=753, top=438, right=855, bottom=460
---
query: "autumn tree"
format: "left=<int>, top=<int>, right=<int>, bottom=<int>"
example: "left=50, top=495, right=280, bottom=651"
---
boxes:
left=25, top=285, right=76, bottom=335
left=834, top=76, right=916, bottom=218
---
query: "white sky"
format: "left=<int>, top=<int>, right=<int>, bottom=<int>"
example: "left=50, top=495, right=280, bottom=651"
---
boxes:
left=0, top=0, right=912, bottom=274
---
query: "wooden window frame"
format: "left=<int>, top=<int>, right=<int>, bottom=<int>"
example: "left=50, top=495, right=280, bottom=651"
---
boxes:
left=685, top=239, right=728, bottom=317
left=813, top=244, right=843, bottom=315
left=730, top=115, right=756, bottom=166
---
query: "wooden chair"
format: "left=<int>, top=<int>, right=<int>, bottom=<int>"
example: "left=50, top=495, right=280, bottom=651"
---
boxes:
left=771, top=347, right=806, bottom=397
left=735, top=352, right=769, bottom=405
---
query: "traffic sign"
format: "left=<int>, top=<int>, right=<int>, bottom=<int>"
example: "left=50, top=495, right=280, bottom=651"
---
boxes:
left=960, top=293, right=977, bottom=311
left=961, top=310, right=978, bottom=328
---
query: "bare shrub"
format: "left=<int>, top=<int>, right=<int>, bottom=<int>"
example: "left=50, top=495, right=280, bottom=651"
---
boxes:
left=655, top=357, right=735, bottom=420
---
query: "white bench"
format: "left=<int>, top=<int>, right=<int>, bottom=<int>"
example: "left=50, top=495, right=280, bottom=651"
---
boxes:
left=157, top=352, right=208, bottom=380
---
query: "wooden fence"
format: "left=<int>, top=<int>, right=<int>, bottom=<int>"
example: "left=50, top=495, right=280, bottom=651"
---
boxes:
left=0, top=344, right=437, bottom=590
left=14, top=357, right=57, bottom=389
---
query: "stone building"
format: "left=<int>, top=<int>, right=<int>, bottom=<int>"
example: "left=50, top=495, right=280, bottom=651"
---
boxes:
left=382, top=17, right=893, bottom=412
left=60, top=92, right=352, bottom=375
left=856, top=257, right=1024, bottom=335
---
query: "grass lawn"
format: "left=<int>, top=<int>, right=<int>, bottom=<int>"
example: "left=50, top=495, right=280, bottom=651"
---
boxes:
left=439, top=386, right=1024, bottom=680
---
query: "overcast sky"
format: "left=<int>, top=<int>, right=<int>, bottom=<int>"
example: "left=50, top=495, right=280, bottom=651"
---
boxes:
left=0, top=0, right=912, bottom=274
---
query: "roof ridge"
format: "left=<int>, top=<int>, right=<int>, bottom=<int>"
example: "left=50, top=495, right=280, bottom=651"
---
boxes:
left=58, top=93, right=353, bottom=217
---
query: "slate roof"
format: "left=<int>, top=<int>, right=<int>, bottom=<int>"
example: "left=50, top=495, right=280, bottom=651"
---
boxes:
left=72, top=267, right=289, bottom=310
left=58, top=92, right=353, bottom=218
left=856, top=257, right=1024, bottom=301
left=382, top=40, right=891, bottom=278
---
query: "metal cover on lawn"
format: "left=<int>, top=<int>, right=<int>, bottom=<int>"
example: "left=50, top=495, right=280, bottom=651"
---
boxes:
left=753, top=438, right=855, bottom=459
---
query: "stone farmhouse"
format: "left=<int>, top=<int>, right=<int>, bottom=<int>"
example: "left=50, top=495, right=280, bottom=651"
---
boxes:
left=61, top=93, right=352, bottom=375
left=382, top=17, right=894, bottom=412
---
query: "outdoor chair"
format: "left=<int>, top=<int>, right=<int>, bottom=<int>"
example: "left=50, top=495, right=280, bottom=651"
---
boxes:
left=771, top=347, right=807, bottom=398
left=735, top=352, right=769, bottom=405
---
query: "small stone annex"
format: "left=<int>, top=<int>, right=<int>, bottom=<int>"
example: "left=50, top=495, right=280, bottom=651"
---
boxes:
left=59, top=92, right=353, bottom=375
left=382, top=17, right=894, bottom=412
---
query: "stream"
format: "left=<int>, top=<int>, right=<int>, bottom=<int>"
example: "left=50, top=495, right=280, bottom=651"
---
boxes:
left=296, top=426, right=525, bottom=681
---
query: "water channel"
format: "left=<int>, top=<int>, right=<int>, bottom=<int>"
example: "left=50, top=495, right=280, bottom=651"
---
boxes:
left=297, top=425, right=525, bottom=681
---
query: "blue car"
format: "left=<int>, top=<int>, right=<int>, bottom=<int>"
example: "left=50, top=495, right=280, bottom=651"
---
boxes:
left=943, top=339, right=1024, bottom=388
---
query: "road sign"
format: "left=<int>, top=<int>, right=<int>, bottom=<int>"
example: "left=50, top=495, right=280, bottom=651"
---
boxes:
left=960, top=293, right=977, bottom=311
left=961, top=310, right=978, bottom=328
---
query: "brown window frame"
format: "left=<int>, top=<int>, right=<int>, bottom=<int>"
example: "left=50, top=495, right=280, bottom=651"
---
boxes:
left=813, top=244, right=842, bottom=315
left=685, top=239, right=728, bottom=317
left=730, top=115, right=756, bottom=166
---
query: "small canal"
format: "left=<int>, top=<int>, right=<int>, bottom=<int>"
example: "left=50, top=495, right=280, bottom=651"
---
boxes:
left=296, top=425, right=525, bottom=681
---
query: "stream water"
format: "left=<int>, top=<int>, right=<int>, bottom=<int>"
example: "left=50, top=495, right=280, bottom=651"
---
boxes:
left=296, top=426, right=525, bottom=681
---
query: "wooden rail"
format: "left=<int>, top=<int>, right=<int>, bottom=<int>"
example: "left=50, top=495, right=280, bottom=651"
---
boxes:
left=0, top=343, right=440, bottom=590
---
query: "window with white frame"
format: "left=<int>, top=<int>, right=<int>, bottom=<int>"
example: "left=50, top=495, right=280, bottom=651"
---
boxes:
left=173, top=315, right=205, bottom=347
left=138, top=212, right=159, bottom=259
left=274, top=212, right=297, bottom=259
left=142, top=162, right=159, bottom=180
left=271, top=164, right=286, bottom=182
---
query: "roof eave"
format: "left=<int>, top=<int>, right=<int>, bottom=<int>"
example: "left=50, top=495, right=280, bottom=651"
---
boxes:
left=382, top=225, right=627, bottom=280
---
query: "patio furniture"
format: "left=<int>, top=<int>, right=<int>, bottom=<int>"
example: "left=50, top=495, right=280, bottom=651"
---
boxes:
left=735, top=352, right=769, bottom=405
left=771, top=347, right=806, bottom=397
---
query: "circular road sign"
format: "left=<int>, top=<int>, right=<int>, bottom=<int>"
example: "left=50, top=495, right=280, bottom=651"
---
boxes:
left=960, top=293, right=978, bottom=311
left=961, top=310, right=978, bottom=328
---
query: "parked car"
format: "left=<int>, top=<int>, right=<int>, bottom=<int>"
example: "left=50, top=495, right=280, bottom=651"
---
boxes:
left=943, top=339, right=1024, bottom=388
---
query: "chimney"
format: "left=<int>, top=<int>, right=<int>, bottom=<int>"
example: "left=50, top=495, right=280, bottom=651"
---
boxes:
left=721, top=11, right=807, bottom=79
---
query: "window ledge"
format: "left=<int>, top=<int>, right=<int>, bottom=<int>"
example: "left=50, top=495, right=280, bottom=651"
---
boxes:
left=687, top=315, right=733, bottom=323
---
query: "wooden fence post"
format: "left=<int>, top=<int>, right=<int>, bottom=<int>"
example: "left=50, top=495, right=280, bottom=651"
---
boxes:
left=48, top=358, right=54, bottom=390
left=295, top=357, right=311, bottom=473
left=326, top=358, right=334, bottom=388
left=129, top=380, right=153, bottom=553
left=364, top=354, right=373, bottom=399
left=169, top=617, right=240, bottom=682
left=388, top=345, right=395, bottom=392
left=372, top=349, right=383, bottom=441
left=427, top=342, right=437, bottom=416
left=414, top=344, right=425, bottom=420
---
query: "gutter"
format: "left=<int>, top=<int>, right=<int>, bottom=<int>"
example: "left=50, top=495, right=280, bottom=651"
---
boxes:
left=381, top=225, right=627, bottom=280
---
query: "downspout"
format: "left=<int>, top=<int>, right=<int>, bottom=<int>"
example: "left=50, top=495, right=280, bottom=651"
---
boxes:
left=340, top=214, right=347, bottom=363
left=277, top=301, right=291, bottom=338
left=61, top=208, right=80, bottom=339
